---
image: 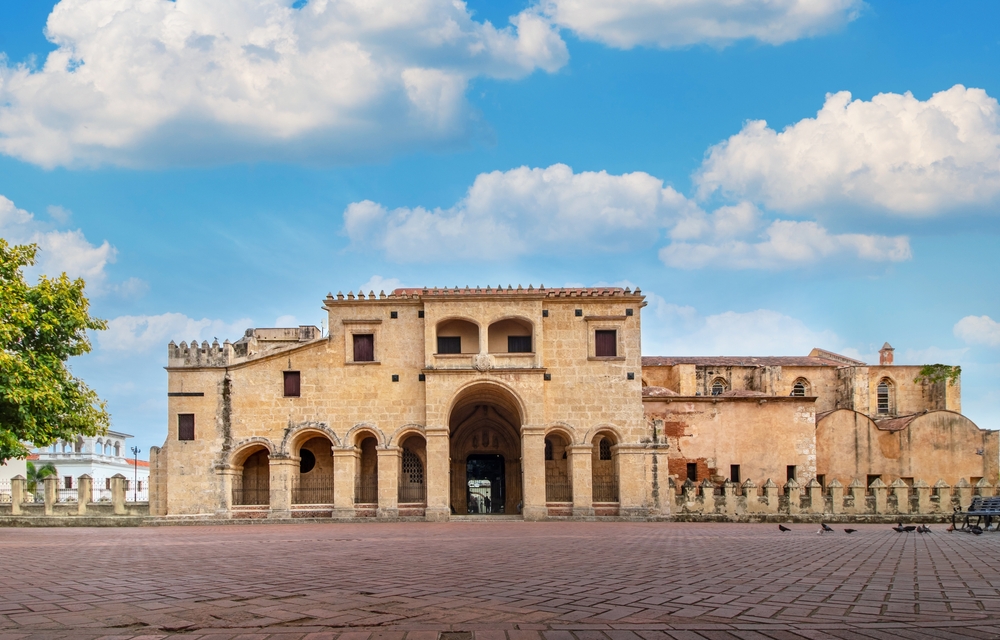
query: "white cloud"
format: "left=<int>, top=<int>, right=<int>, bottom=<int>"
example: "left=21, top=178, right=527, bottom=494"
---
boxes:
left=47, top=204, right=72, bottom=223
left=955, top=315, right=1000, bottom=347
left=98, top=312, right=252, bottom=354
left=274, top=315, right=298, bottom=327
left=358, top=275, right=403, bottom=295
left=0, top=194, right=118, bottom=285
left=344, top=163, right=699, bottom=260
left=541, top=0, right=862, bottom=49
left=0, top=0, right=568, bottom=168
left=696, top=85, right=1000, bottom=214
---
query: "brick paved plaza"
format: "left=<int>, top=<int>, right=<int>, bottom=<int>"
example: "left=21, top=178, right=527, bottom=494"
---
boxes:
left=1, top=522, right=998, bottom=640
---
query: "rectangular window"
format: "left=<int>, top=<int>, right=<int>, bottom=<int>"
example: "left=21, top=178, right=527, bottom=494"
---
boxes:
left=178, top=414, right=195, bottom=441
left=730, top=465, right=740, bottom=485
left=283, top=371, right=301, bottom=397
left=817, top=474, right=825, bottom=488
left=786, top=465, right=797, bottom=482
left=64, top=476, right=72, bottom=489
left=595, top=330, right=617, bottom=357
left=437, top=336, right=461, bottom=354
left=105, top=478, right=111, bottom=490
left=353, top=334, right=375, bottom=362
left=686, top=462, right=698, bottom=482
left=867, top=474, right=881, bottom=487
left=508, top=335, right=532, bottom=353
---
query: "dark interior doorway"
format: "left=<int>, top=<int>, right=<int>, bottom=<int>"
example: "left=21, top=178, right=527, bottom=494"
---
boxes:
left=466, top=454, right=505, bottom=514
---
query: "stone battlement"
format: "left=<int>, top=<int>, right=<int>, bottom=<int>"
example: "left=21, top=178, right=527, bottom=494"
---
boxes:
left=167, top=326, right=321, bottom=368
left=323, top=285, right=642, bottom=305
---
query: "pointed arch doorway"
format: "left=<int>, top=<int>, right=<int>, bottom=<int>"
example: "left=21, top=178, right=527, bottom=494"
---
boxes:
left=449, top=383, right=523, bottom=515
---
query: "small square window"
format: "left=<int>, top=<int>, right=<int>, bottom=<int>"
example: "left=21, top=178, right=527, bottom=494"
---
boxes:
left=418, top=374, right=426, bottom=382
left=543, top=373, right=552, bottom=381
left=418, top=310, right=424, bottom=318
left=595, top=330, right=617, bottom=357
left=390, top=311, right=398, bottom=319
left=542, top=309, right=549, bottom=318
left=353, top=334, right=375, bottom=362
left=575, top=309, right=582, bottom=317
left=178, top=414, right=195, bottom=441
left=437, top=336, right=461, bottom=354
left=392, top=374, right=399, bottom=382
left=283, top=371, right=301, bottom=397
left=787, top=465, right=797, bottom=482
left=627, top=372, right=634, bottom=380
left=626, top=308, right=633, bottom=316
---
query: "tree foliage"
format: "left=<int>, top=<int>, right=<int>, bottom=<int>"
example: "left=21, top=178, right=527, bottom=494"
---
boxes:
left=913, top=363, right=962, bottom=386
left=0, top=240, right=109, bottom=463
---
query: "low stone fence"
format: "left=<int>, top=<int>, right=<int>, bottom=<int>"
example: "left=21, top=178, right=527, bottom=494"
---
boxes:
left=0, top=474, right=148, bottom=520
left=670, top=477, right=994, bottom=521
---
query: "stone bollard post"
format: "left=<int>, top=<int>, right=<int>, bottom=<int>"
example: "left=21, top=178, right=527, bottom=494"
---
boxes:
left=700, top=479, right=717, bottom=514
left=975, top=478, right=995, bottom=498
left=870, top=477, right=887, bottom=514
left=913, top=480, right=930, bottom=515
left=10, top=475, right=24, bottom=516
left=848, top=478, right=866, bottom=514
left=77, top=475, right=92, bottom=516
left=889, top=479, right=909, bottom=515
left=763, top=479, right=779, bottom=513
left=43, top=475, right=59, bottom=516
left=110, top=474, right=127, bottom=515
left=682, top=479, right=697, bottom=512
left=806, top=478, right=823, bottom=514
left=723, top=481, right=737, bottom=516
left=785, top=478, right=800, bottom=514
left=828, top=479, right=844, bottom=514
left=933, top=480, right=951, bottom=513
left=742, top=479, right=759, bottom=513
left=955, top=478, right=972, bottom=510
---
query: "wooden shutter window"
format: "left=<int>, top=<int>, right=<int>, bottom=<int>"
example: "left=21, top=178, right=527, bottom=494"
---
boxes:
left=595, top=330, right=617, bottom=357
left=507, top=335, right=532, bottom=353
left=284, top=371, right=301, bottom=397
left=178, top=414, right=195, bottom=441
left=437, top=336, right=461, bottom=354
left=353, top=334, right=375, bottom=362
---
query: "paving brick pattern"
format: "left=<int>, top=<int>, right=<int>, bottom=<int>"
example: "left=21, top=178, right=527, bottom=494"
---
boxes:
left=0, top=522, right=998, bottom=640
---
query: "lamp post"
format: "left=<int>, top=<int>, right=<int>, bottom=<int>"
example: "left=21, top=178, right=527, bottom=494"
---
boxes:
left=130, top=446, right=140, bottom=502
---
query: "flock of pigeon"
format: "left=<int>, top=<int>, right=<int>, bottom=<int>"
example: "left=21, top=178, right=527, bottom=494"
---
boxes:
left=776, top=522, right=938, bottom=534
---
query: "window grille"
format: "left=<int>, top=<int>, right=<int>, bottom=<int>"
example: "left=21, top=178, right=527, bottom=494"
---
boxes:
left=593, top=478, right=619, bottom=502
left=178, top=414, right=195, bottom=441
left=877, top=380, right=891, bottom=414
left=711, top=379, right=726, bottom=395
left=437, top=336, right=461, bottom=354
left=595, top=330, right=617, bottom=357
left=353, top=334, right=375, bottom=362
left=507, top=335, right=532, bottom=353
left=399, top=449, right=425, bottom=503
left=791, top=380, right=807, bottom=396
left=401, top=449, right=424, bottom=484
left=284, top=371, right=301, bottom=397
left=599, top=438, right=612, bottom=461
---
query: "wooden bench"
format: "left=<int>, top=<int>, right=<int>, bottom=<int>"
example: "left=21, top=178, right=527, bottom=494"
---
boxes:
left=953, top=496, right=1000, bottom=531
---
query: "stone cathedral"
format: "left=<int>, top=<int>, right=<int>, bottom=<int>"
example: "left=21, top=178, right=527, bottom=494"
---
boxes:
left=148, top=286, right=997, bottom=519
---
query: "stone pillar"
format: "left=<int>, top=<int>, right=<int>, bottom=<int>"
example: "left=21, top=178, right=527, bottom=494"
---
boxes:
left=870, top=477, right=887, bottom=514
left=848, top=478, right=866, bottom=514
left=10, top=476, right=24, bottom=516
left=975, top=478, right=994, bottom=498
left=568, top=444, right=593, bottom=517
left=617, top=445, right=648, bottom=518
left=806, top=478, right=823, bottom=514
left=913, top=480, right=930, bottom=515
left=955, top=478, right=972, bottom=510
left=521, top=426, right=547, bottom=521
left=111, top=474, right=127, bottom=515
left=742, top=479, right=760, bottom=513
left=77, top=475, right=92, bottom=516
left=332, top=447, right=357, bottom=519
left=43, top=474, right=59, bottom=516
left=762, top=479, right=779, bottom=514
left=377, top=447, right=400, bottom=519
left=267, top=457, right=296, bottom=519
left=217, top=467, right=237, bottom=518
left=424, top=427, right=450, bottom=522
left=933, top=480, right=952, bottom=513
left=828, top=479, right=843, bottom=515
left=785, top=478, right=800, bottom=515
left=700, top=479, right=717, bottom=514
left=890, top=479, right=909, bottom=515
left=722, top=481, right=737, bottom=516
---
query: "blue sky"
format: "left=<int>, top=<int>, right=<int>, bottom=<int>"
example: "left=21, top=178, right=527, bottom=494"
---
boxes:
left=1, top=0, right=999, bottom=454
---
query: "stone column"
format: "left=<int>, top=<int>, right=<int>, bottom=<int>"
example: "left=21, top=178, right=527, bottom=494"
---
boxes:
left=10, top=476, right=24, bottom=515
left=913, top=480, right=930, bottom=515
left=762, top=479, right=779, bottom=514
left=77, top=475, right=92, bottom=516
left=424, top=427, right=450, bottom=522
left=43, top=475, right=59, bottom=516
left=806, top=478, right=823, bottom=514
left=785, top=478, right=800, bottom=515
left=870, top=477, right=887, bottom=514
left=848, top=478, right=866, bottom=514
left=955, top=478, right=972, bottom=510
left=568, top=444, right=593, bottom=517
left=722, top=481, right=737, bottom=516
left=933, top=480, right=952, bottom=513
left=332, top=447, right=357, bottom=519
left=828, top=479, right=843, bottom=515
left=521, top=426, right=547, bottom=521
left=617, top=446, right=648, bottom=518
left=890, top=479, right=909, bottom=515
left=111, top=474, right=127, bottom=515
left=267, top=456, right=296, bottom=519
left=742, top=479, right=760, bottom=513
left=377, top=447, right=401, bottom=519
left=216, top=467, right=237, bottom=518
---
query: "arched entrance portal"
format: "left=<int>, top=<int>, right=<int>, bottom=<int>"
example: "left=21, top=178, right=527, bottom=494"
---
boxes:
left=449, top=384, right=523, bottom=515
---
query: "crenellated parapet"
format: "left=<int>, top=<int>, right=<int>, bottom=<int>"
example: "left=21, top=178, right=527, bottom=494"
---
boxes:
left=167, top=325, right=322, bottom=368
left=322, top=285, right=642, bottom=306
left=167, top=339, right=233, bottom=368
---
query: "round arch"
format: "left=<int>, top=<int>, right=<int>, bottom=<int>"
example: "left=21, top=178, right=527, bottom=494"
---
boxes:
left=227, top=438, right=276, bottom=468
left=544, top=424, right=576, bottom=444
left=447, top=379, right=527, bottom=428
left=583, top=424, right=624, bottom=446
left=388, top=424, right=426, bottom=447
left=344, top=423, right=387, bottom=448
left=281, top=421, right=340, bottom=454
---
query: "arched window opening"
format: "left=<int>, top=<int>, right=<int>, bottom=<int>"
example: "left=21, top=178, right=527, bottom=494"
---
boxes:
left=399, top=437, right=426, bottom=504
left=75, top=438, right=83, bottom=453
left=592, top=434, right=619, bottom=502
left=544, top=433, right=571, bottom=502
left=114, top=442, right=121, bottom=457
left=355, top=436, right=379, bottom=504
left=877, top=379, right=893, bottom=415
left=234, top=449, right=270, bottom=506
left=293, top=436, right=334, bottom=505
left=487, top=318, right=533, bottom=354
left=711, top=378, right=727, bottom=396
left=791, top=378, right=809, bottom=397
left=436, top=319, right=479, bottom=354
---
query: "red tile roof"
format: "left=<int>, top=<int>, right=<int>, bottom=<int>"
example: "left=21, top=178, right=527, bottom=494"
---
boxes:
left=124, top=459, right=150, bottom=468
left=642, top=355, right=853, bottom=367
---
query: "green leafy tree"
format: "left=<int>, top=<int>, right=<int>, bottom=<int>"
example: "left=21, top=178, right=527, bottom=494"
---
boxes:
left=0, top=240, right=109, bottom=464
left=25, top=460, right=57, bottom=494
left=913, top=364, right=962, bottom=386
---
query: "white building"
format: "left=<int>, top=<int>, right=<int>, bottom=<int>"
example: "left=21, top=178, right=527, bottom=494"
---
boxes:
left=33, top=431, right=150, bottom=501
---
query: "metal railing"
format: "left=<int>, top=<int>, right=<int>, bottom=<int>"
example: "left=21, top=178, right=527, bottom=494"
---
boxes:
left=92, top=478, right=112, bottom=503
left=293, top=474, right=334, bottom=505
left=232, top=478, right=270, bottom=506
left=545, top=482, right=572, bottom=502
left=0, top=480, right=9, bottom=503
left=593, top=478, right=620, bottom=502
left=355, top=475, right=378, bottom=504
left=398, top=481, right=426, bottom=504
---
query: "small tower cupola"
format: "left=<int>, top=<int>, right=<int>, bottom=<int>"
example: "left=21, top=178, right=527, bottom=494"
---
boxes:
left=879, top=342, right=894, bottom=366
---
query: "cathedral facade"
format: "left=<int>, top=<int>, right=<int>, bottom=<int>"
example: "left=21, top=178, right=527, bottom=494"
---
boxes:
left=148, top=286, right=997, bottom=519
